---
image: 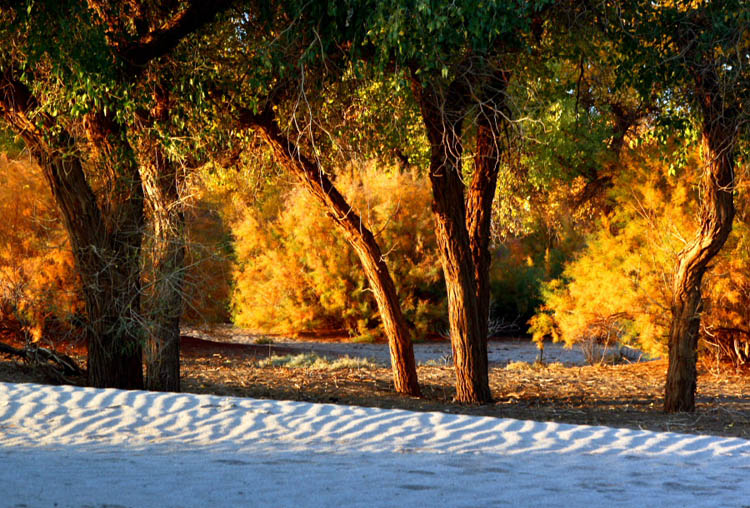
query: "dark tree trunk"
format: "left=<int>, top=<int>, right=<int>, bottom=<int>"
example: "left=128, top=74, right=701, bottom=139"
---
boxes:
left=247, top=109, right=421, bottom=397
left=141, top=156, right=184, bottom=392
left=43, top=149, right=144, bottom=389
left=0, top=73, right=145, bottom=389
left=140, top=154, right=184, bottom=392
left=82, top=113, right=146, bottom=389
left=413, top=79, right=492, bottom=404
left=138, top=84, right=185, bottom=392
left=465, top=118, right=499, bottom=378
left=465, top=71, right=511, bottom=375
left=664, top=67, right=737, bottom=412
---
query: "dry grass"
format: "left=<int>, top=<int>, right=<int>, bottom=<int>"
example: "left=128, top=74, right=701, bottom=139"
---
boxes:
left=179, top=350, right=750, bottom=439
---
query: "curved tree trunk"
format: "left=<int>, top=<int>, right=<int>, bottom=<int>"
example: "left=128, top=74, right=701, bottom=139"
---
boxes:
left=0, top=73, right=145, bottom=389
left=663, top=23, right=742, bottom=413
left=413, top=79, right=492, bottom=404
left=664, top=126, right=735, bottom=412
left=246, top=109, right=421, bottom=397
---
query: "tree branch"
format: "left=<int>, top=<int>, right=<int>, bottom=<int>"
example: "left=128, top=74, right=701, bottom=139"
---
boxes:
left=91, top=0, right=236, bottom=72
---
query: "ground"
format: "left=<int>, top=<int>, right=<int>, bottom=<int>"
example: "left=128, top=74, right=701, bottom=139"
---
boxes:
left=1, top=334, right=749, bottom=439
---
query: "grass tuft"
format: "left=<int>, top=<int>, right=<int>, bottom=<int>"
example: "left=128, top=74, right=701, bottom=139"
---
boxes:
left=257, top=353, right=378, bottom=370
left=505, top=360, right=565, bottom=372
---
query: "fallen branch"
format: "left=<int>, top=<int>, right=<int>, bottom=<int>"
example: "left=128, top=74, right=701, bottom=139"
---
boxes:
left=0, top=340, right=85, bottom=384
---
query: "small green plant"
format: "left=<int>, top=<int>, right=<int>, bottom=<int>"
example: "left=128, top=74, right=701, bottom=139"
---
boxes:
left=351, top=332, right=378, bottom=343
left=253, top=336, right=274, bottom=345
left=257, top=353, right=378, bottom=370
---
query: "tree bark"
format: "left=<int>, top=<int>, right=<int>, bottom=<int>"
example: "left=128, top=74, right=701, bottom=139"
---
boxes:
left=0, top=72, right=145, bottom=389
left=413, top=79, right=492, bottom=404
left=141, top=154, right=184, bottom=392
left=465, top=71, right=511, bottom=374
left=664, top=74, right=737, bottom=412
left=246, top=108, right=421, bottom=397
left=137, top=84, right=185, bottom=392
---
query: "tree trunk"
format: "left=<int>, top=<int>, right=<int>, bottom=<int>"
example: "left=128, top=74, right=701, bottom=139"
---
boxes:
left=465, top=71, right=510, bottom=374
left=138, top=85, right=185, bottom=392
left=83, top=112, right=146, bottom=389
left=465, top=118, right=500, bottom=378
left=413, top=79, right=492, bottom=404
left=0, top=73, right=145, bottom=389
left=664, top=124, right=735, bottom=412
left=43, top=149, right=144, bottom=389
left=140, top=152, right=185, bottom=392
left=247, top=109, right=421, bottom=397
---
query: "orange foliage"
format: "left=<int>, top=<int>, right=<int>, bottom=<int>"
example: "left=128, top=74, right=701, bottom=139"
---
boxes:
left=230, top=164, right=445, bottom=339
left=530, top=140, right=750, bottom=364
left=0, top=154, right=82, bottom=342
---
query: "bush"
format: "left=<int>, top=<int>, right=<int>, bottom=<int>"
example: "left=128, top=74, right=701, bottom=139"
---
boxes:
left=257, top=353, right=378, bottom=370
left=181, top=190, right=234, bottom=325
left=0, top=155, right=83, bottom=343
left=231, top=164, right=446, bottom=339
left=529, top=141, right=750, bottom=364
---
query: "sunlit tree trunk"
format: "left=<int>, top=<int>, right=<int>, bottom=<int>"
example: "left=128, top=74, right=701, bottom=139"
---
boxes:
left=466, top=71, right=511, bottom=375
left=665, top=128, right=735, bottom=412
left=246, top=108, right=421, bottom=397
left=665, top=67, right=737, bottom=412
left=413, top=79, right=492, bottom=404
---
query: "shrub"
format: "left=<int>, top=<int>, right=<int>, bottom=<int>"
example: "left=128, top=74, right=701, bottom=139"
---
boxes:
left=257, top=353, right=378, bottom=370
left=231, top=164, right=446, bottom=339
left=0, top=155, right=82, bottom=343
left=530, top=141, right=750, bottom=364
left=181, top=191, right=234, bottom=325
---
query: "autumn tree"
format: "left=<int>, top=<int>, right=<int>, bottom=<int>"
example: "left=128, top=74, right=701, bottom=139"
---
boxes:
left=360, top=1, right=559, bottom=403
left=612, top=0, right=750, bottom=412
left=83, top=0, right=235, bottom=391
left=0, top=1, right=232, bottom=389
left=180, top=4, right=423, bottom=395
left=0, top=5, right=145, bottom=387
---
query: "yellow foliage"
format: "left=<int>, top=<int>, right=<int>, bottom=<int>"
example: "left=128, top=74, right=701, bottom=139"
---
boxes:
left=176, top=175, right=235, bottom=324
left=530, top=141, right=704, bottom=357
left=532, top=137, right=750, bottom=363
left=230, top=163, right=445, bottom=339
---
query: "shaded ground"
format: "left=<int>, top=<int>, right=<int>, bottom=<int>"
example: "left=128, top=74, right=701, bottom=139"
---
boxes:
left=1, top=334, right=749, bottom=439
left=182, top=325, right=597, bottom=366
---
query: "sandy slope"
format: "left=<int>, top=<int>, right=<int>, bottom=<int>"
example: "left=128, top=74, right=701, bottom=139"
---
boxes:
left=1, top=382, right=748, bottom=507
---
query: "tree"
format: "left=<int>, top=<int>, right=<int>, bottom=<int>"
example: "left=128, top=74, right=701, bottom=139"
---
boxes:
left=0, top=0, right=233, bottom=389
left=363, top=0, right=551, bottom=403
left=0, top=67, right=146, bottom=388
left=613, top=1, right=749, bottom=412
left=244, top=107, right=421, bottom=395
left=183, top=4, right=423, bottom=395
left=86, top=1, right=236, bottom=391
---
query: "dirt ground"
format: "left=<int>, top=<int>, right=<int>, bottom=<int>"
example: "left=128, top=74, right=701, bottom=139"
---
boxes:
left=2, top=335, right=749, bottom=439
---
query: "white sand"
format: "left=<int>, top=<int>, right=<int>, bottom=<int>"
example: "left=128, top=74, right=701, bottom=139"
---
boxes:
left=1, top=381, right=748, bottom=507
